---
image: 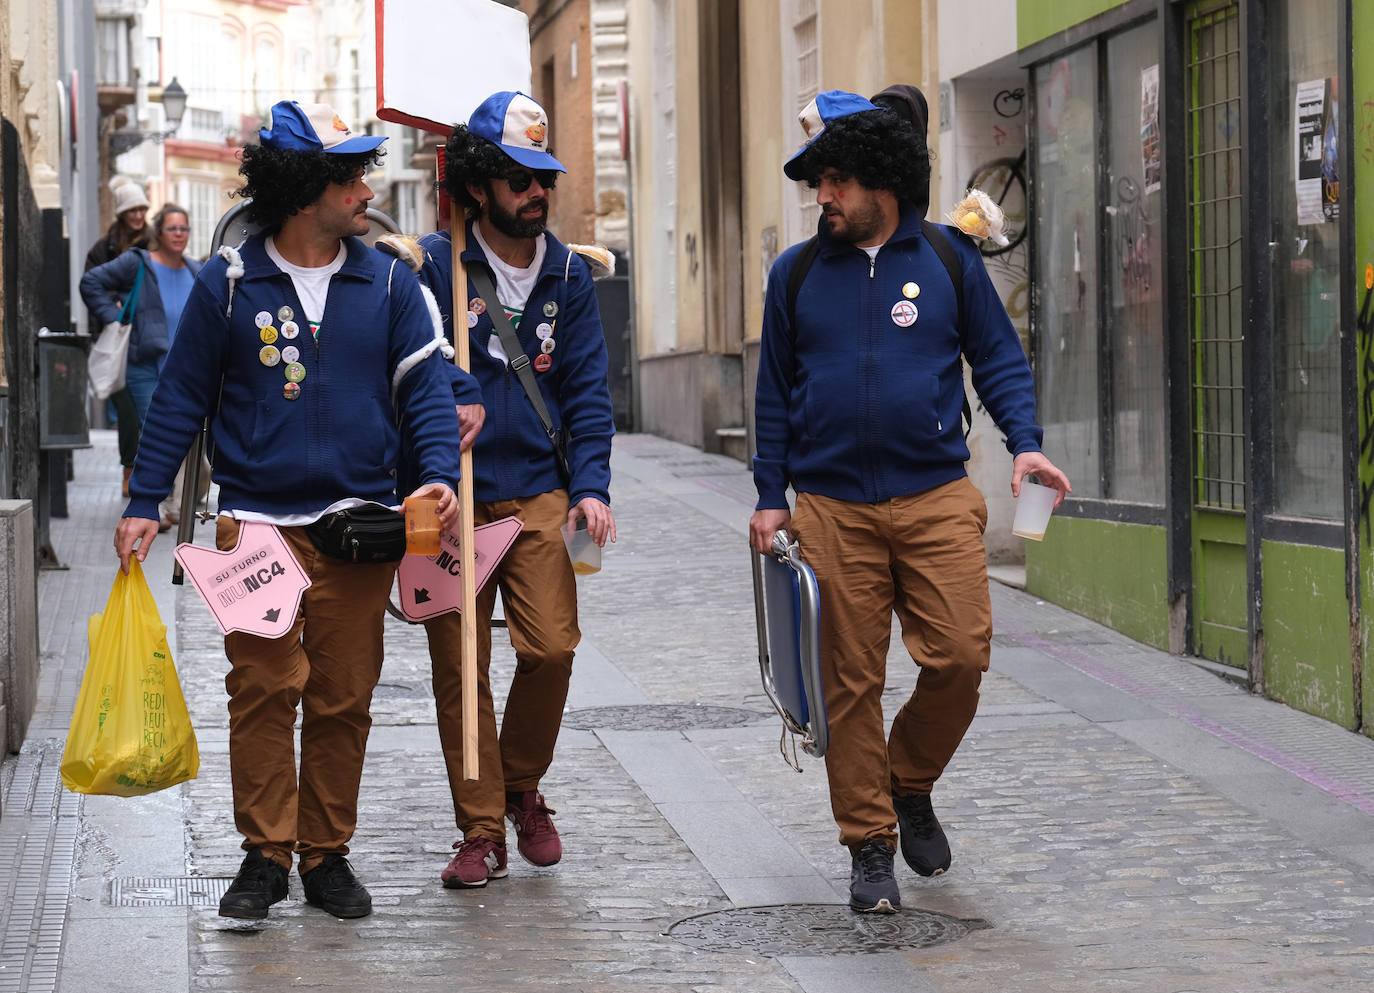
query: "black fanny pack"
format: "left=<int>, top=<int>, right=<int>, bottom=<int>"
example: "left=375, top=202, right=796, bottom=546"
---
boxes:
left=304, top=505, right=406, bottom=563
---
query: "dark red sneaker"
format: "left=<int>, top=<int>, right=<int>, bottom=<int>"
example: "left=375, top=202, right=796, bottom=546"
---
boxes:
left=505, top=790, right=562, bottom=866
left=441, top=837, right=508, bottom=888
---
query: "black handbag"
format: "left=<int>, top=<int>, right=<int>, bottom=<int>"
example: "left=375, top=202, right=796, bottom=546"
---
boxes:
left=304, top=505, right=406, bottom=563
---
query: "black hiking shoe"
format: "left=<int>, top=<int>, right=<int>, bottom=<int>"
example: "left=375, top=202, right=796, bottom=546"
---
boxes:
left=894, top=791, right=952, bottom=876
left=218, top=848, right=289, bottom=920
left=849, top=839, right=900, bottom=913
left=301, top=854, right=373, bottom=919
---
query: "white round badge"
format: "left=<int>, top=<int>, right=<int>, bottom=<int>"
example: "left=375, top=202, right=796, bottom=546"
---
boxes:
left=890, top=300, right=918, bottom=328
left=254, top=311, right=273, bottom=330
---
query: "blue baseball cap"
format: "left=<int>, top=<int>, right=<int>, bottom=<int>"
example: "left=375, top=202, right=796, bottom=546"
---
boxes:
left=782, top=90, right=881, bottom=180
left=258, top=101, right=386, bottom=155
left=468, top=91, right=566, bottom=173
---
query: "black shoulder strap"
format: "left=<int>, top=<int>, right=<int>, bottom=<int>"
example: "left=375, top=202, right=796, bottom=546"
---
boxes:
left=920, top=220, right=965, bottom=333
left=784, top=235, right=821, bottom=331
left=468, top=264, right=561, bottom=446
left=921, top=220, right=975, bottom=439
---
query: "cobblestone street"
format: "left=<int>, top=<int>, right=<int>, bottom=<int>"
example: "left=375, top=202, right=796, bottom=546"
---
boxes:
left=3, top=432, right=1374, bottom=992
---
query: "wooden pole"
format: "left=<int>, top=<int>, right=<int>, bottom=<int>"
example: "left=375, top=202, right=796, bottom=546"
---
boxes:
left=449, top=209, right=480, bottom=782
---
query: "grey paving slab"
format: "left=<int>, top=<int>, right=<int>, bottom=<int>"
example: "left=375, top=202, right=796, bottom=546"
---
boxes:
left=780, top=953, right=940, bottom=993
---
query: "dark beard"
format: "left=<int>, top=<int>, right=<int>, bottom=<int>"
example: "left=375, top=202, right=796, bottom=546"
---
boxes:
left=486, top=197, right=548, bottom=239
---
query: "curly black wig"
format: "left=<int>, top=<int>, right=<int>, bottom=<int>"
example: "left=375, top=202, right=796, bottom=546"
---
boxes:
left=791, top=109, right=929, bottom=203
left=440, top=124, right=556, bottom=215
left=234, top=144, right=386, bottom=232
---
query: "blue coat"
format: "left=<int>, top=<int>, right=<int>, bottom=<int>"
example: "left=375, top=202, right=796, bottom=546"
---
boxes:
left=122, top=233, right=463, bottom=522
left=753, top=204, right=1044, bottom=510
left=417, top=224, right=615, bottom=507
left=79, top=247, right=203, bottom=365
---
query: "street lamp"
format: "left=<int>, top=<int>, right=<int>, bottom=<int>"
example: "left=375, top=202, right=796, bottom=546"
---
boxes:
left=109, top=77, right=189, bottom=155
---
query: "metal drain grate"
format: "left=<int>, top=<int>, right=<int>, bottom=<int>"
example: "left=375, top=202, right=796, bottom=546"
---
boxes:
left=562, top=704, right=771, bottom=731
left=666, top=904, right=992, bottom=957
left=110, top=876, right=233, bottom=906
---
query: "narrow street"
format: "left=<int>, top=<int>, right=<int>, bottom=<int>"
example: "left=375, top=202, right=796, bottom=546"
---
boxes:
left=3, top=431, right=1373, bottom=993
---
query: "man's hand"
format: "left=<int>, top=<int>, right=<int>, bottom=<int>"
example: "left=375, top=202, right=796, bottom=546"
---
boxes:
left=114, top=517, right=161, bottom=574
left=456, top=403, right=485, bottom=452
left=408, top=481, right=459, bottom=531
left=749, top=508, right=792, bottom=555
left=568, top=497, right=616, bottom=546
left=1011, top=452, right=1072, bottom=508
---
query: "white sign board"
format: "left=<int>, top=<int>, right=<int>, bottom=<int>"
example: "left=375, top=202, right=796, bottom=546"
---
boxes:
left=375, top=0, right=532, bottom=136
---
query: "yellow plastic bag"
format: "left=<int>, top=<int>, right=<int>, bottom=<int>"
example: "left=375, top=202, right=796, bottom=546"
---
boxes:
left=60, top=558, right=199, bottom=796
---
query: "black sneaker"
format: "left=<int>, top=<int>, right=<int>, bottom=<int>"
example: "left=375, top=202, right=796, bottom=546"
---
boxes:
left=893, top=791, right=952, bottom=876
left=218, top=848, right=289, bottom=920
left=300, top=854, right=373, bottom=919
left=849, top=839, right=900, bottom=913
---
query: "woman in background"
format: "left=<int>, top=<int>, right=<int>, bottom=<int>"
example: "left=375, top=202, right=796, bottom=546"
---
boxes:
left=83, top=177, right=151, bottom=496
left=81, top=204, right=202, bottom=528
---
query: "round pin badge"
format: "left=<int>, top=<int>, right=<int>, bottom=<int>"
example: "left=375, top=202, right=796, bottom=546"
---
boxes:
left=542, top=301, right=558, bottom=318
left=890, top=300, right=918, bottom=328
left=280, top=320, right=299, bottom=339
left=283, top=382, right=301, bottom=401
left=277, top=305, right=294, bottom=323
left=469, top=298, right=486, bottom=316
left=466, top=310, right=479, bottom=329
left=259, top=345, right=281, bottom=367
left=535, top=322, right=553, bottom=340
left=254, top=311, right=273, bottom=329
left=902, top=282, right=921, bottom=299
left=534, top=353, right=553, bottom=373
left=260, top=326, right=278, bottom=345
left=284, top=362, right=306, bottom=383
left=540, top=337, right=556, bottom=355
left=281, top=346, right=300, bottom=364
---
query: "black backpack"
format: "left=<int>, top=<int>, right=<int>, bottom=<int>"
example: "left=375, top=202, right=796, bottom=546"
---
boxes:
left=784, top=219, right=974, bottom=437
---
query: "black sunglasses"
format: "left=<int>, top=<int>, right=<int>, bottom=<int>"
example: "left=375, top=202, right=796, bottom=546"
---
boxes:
left=502, top=169, right=558, bottom=194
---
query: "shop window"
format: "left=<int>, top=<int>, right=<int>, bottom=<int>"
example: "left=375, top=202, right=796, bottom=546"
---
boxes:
left=1032, top=20, right=1165, bottom=505
left=1267, top=2, right=1342, bottom=520
left=1033, top=46, right=1101, bottom=497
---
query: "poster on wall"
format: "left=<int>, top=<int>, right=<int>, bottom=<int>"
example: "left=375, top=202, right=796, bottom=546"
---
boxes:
left=1295, top=78, right=1338, bottom=225
left=1140, top=64, right=1161, bottom=195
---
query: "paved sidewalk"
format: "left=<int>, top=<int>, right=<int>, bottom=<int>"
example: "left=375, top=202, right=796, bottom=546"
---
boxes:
left=3, top=430, right=1374, bottom=992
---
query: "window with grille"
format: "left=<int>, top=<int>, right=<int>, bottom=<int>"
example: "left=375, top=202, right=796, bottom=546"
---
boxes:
left=1186, top=0, right=1244, bottom=511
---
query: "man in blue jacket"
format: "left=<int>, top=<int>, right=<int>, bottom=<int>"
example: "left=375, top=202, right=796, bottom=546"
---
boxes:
left=414, top=91, right=616, bottom=890
left=113, top=100, right=468, bottom=922
left=750, top=90, right=1071, bottom=914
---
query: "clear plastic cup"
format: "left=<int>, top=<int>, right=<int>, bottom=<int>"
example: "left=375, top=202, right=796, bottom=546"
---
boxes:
left=1012, top=480, right=1058, bottom=541
left=403, top=495, right=442, bottom=556
left=562, top=518, right=601, bottom=575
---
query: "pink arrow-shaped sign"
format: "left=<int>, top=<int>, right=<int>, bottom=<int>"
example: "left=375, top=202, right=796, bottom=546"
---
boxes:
left=174, top=522, right=312, bottom=638
left=396, top=515, right=523, bottom=621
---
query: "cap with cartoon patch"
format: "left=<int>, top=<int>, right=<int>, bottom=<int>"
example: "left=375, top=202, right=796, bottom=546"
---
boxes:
left=259, top=100, right=386, bottom=155
left=467, top=91, right=567, bottom=173
left=783, top=90, right=880, bottom=180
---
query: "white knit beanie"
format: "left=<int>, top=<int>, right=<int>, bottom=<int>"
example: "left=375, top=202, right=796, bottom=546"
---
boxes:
left=111, top=178, right=150, bottom=216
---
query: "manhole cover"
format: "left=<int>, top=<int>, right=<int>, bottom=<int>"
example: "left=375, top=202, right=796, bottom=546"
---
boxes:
left=110, top=876, right=233, bottom=906
left=562, top=704, right=770, bottom=731
left=666, top=904, right=991, bottom=957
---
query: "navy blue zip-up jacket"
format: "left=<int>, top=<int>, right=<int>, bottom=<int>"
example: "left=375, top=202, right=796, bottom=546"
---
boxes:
left=753, top=204, right=1043, bottom=510
left=80, top=247, right=204, bottom=365
left=122, top=233, right=463, bottom=521
left=416, top=224, right=614, bottom=507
